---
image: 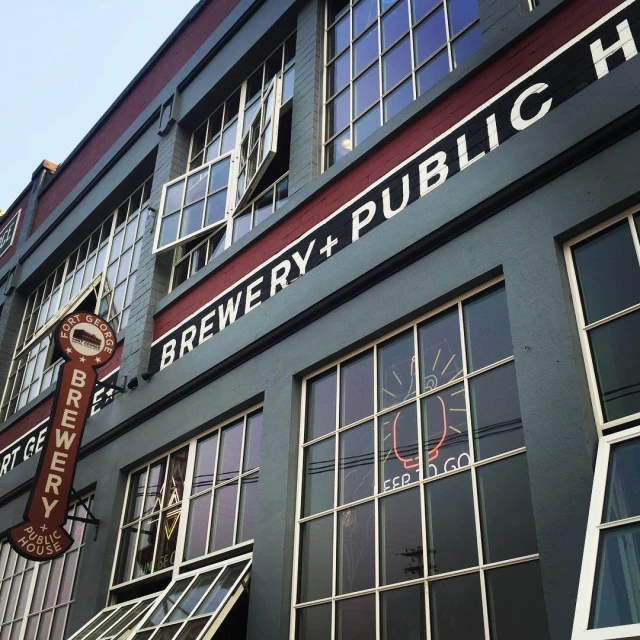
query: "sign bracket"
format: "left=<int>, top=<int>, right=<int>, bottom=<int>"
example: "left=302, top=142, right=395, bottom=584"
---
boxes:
left=68, top=488, right=100, bottom=541
left=95, top=376, right=127, bottom=395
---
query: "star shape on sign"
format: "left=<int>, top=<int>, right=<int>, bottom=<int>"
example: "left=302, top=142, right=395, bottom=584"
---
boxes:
left=95, top=357, right=102, bottom=363
left=79, top=357, right=86, bottom=363
left=65, top=348, right=72, bottom=354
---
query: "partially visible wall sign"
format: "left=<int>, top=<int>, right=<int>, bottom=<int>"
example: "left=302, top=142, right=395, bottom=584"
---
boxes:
left=149, top=1, right=640, bottom=373
left=8, top=312, right=115, bottom=560
left=0, top=209, right=21, bottom=258
left=0, top=368, right=119, bottom=479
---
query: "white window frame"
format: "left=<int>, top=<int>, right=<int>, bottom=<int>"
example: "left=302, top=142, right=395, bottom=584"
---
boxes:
left=564, top=205, right=640, bottom=434
left=572, top=425, right=640, bottom=639
left=109, top=404, right=262, bottom=593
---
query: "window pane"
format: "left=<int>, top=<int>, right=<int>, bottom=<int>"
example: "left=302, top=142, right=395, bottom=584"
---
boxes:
left=452, top=24, right=481, bottom=67
left=448, top=0, right=478, bottom=35
left=354, top=63, right=380, bottom=118
left=380, top=487, right=424, bottom=584
left=185, top=492, right=211, bottom=560
left=205, top=190, right=227, bottom=227
left=604, top=438, right=640, bottom=523
left=477, top=454, right=538, bottom=563
left=379, top=404, right=420, bottom=492
left=353, top=0, right=377, bottom=37
left=326, top=130, right=352, bottom=167
left=154, top=510, right=180, bottom=572
left=486, top=561, right=551, bottom=639
left=244, top=412, right=263, bottom=471
left=238, top=471, right=259, bottom=543
left=209, top=482, right=238, bottom=552
left=463, top=286, right=512, bottom=372
left=353, top=25, right=379, bottom=75
left=418, top=308, right=462, bottom=393
left=217, top=421, right=243, bottom=483
left=297, top=604, right=331, bottom=640
left=148, top=578, right=192, bottom=625
left=166, top=448, right=188, bottom=506
left=424, top=382, right=469, bottom=478
left=233, top=212, right=251, bottom=242
left=382, top=37, right=412, bottom=92
left=125, top=469, right=147, bottom=522
left=328, top=50, right=350, bottom=98
left=327, top=89, right=351, bottom=138
left=167, top=572, right=218, bottom=622
left=303, top=437, right=335, bottom=517
left=378, top=330, right=416, bottom=410
left=144, top=461, right=167, bottom=515
left=354, top=106, right=381, bottom=146
left=192, top=433, right=217, bottom=495
left=164, top=182, right=184, bottom=214
left=413, top=7, right=446, bottom=66
left=299, top=515, right=333, bottom=602
left=337, top=594, right=376, bottom=640
left=341, top=351, right=374, bottom=426
left=329, top=14, right=350, bottom=58
left=381, top=584, right=425, bottom=640
left=382, top=0, right=410, bottom=50
left=591, top=522, right=640, bottom=628
left=159, top=213, right=179, bottom=248
left=425, top=470, right=477, bottom=574
left=470, top=362, right=523, bottom=461
left=175, top=619, right=208, bottom=640
left=384, top=78, right=413, bottom=122
left=185, top=169, right=208, bottom=205
left=134, top=517, right=158, bottom=579
left=590, top=310, right=640, bottom=422
left=412, top=0, right=440, bottom=23
left=417, top=50, right=450, bottom=95
left=306, top=370, right=337, bottom=441
left=115, top=525, right=137, bottom=583
left=339, top=421, right=375, bottom=505
left=430, top=573, right=484, bottom=640
left=180, top=201, right=205, bottom=238
left=338, top=502, right=375, bottom=594
left=194, top=563, right=245, bottom=615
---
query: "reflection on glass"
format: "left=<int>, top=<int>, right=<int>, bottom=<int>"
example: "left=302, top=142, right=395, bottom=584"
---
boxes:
left=430, top=573, right=484, bottom=640
left=175, top=619, right=209, bottom=640
left=299, top=515, right=333, bottom=602
left=470, top=362, right=524, bottom=461
left=382, top=0, right=409, bottom=50
left=340, top=421, right=375, bottom=505
left=165, top=448, right=188, bottom=507
left=604, top=439, right=640, bottom=523
left=426, top=471, right=478, bottom=573
left=413, top=7, right=446, bottom=65
left=126, top=469, right=147, bottom=522
left=354, top=64, right=380, bottom=118
left=192, top=433, right=217, bottom=495
left=185, top=492, right=211, bottom=560
left=422, top=384, right=469, bottom=478
left=303, top=437, right=335, bottom=517
left=155, top=510, right=180, bottom=572
left=382, top=37, right=412, bottom=92
left=353, top=25, right=379, bottom=75
left=307, top=370, right=337, bottom=441
left=217, top=421, right=243, bottom=484
left=338, top=502, right=375, bottom=594
left=354, top=106, right=381, bottom=145
left=134, top=518, right=158, bottom=579
left=148, top=578, right=192, bottom=625
left=381, top=584, right=425, bottom=640
left=115, top=524, right=138, bottom=583
left=448, top=0, right=479, bottom=35
left=209, top=482, right=238, bottom=552
left=341, top=351, right=374, bottom=426
left=297, top=604, right=331, bottom=640
left=167, top=572, right=218, bottom=622
left=143, top=461, right=166, bottom=516
left=378, top=331, right=416, bottom=410
left=486, top=561, right=551, bottom=639
left=238, top=472, right=259, bottom=542
left=463, top=285, right=512, bottom=372
left=379, top=404, right=420, bottom=492
left=195, top=563, right=245, bottom=615
left=380, top=487, right=423, bottom=584
left=337, top=594, right=376, bottom=640
left=353, top=0, right=377, bottom=36
left=452, top=24, right=481, bottom=67
left=573, top=221, right=640, bottom=325
left=419, top=308, right=463, bottom=393
left=477, top=454, right=537, bottom=563
left=590, top=310, right=640, bottom=422
left=384, top=78, right=413, bottom=122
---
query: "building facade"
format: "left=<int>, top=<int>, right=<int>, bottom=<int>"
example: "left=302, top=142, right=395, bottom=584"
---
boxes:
left=0, top=0, right=639, bottom=638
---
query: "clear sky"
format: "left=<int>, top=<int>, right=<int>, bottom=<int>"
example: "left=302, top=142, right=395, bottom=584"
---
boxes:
left=0, top=0, right=199, bottom=210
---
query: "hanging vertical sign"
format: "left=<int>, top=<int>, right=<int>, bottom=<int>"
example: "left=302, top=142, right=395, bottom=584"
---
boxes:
left=8, top=312, right=115, bottom=560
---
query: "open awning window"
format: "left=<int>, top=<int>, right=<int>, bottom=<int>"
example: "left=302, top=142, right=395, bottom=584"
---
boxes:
left=130, top=556, right=251, bottom=640
left=68, top=593, right=158, bottom=640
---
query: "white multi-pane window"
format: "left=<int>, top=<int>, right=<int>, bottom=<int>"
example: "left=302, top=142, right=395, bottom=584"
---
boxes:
left=70, top=555, right=251, bottom=640
left=0, top=498, right=94, bottom=640
left=0, top=178, right=152, bottom=421
left=170, top=173, right=289, bottom=290
left=566, top=208, right=640, bottom=638
left=154, top=36, right=296, bottom=259
left=111, top=407, right=262, bottom=590
left=324, top=0, right=481, bottom=168
left=292, top=279, right=551, bottom=639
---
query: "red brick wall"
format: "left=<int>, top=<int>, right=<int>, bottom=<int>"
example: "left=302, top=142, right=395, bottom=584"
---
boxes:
left=0, top=193, right=29, bottom=271
left=154, top=0, right=624, bottom=339
left=31, top=0, right=241, bottom=233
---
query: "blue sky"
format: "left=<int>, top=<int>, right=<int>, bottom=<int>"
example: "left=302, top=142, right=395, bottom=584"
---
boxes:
left=0, top=0, right=198, bottom=209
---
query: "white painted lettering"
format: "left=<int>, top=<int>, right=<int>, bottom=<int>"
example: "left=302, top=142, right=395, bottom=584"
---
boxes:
left=590, top=19, right=637, bottom=79
left=457, top=133, right=485, bottom=170
left=382, top=174, right=410, bottom=219
left=511, top=83, right=553, bottom=131
left=179, top=325, right=197, bottom=357
left=42, top=497, right=58, bottom=519
left=160, top=339, right=176, bottom=370
left=71, top=369, right=86, bottom=388
left=66, top=388, right=82, bottom=409
left=270, top=260, right=291, bottom=297
left=55, top=429, right=76, bottom=450
left=419, top=151, right=449, bottom=196
left=352, top=201, right=376, bottom=242
left=61, top=409, right=78, bottom=429
left=199, top=309, right=217, bottom=344
left=245, top=277, right=264, bottom=313
left=218, top=292, right=242, bottom=330
left=292, top=240, right=316, bottom=276
left=51, top=451, right=68, bottom=473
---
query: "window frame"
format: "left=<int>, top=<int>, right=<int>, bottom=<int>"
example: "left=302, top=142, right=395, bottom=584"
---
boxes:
left=572, top=424, right=640, bottom=639
left=109, top=404, right=263, bottom=593
left=290, top=276, right=546, bottom=639
left=564, top=205, right=640, bottom=433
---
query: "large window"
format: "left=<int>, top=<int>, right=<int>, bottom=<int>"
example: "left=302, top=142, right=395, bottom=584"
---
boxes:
left=0, top=178, right=152, bottom=421
left=565, top=208, right=640, bottom=431
left=323, top=0, right=481, bottom=168
left=292, top=280, right=551, bottom=639
left=573, top=427, right=640, bottom=639
left=154, top=36, right=295, bottom=261
left=111, top=407, right=262, bottom=590
left=0, top=497, right=94, bottom=640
